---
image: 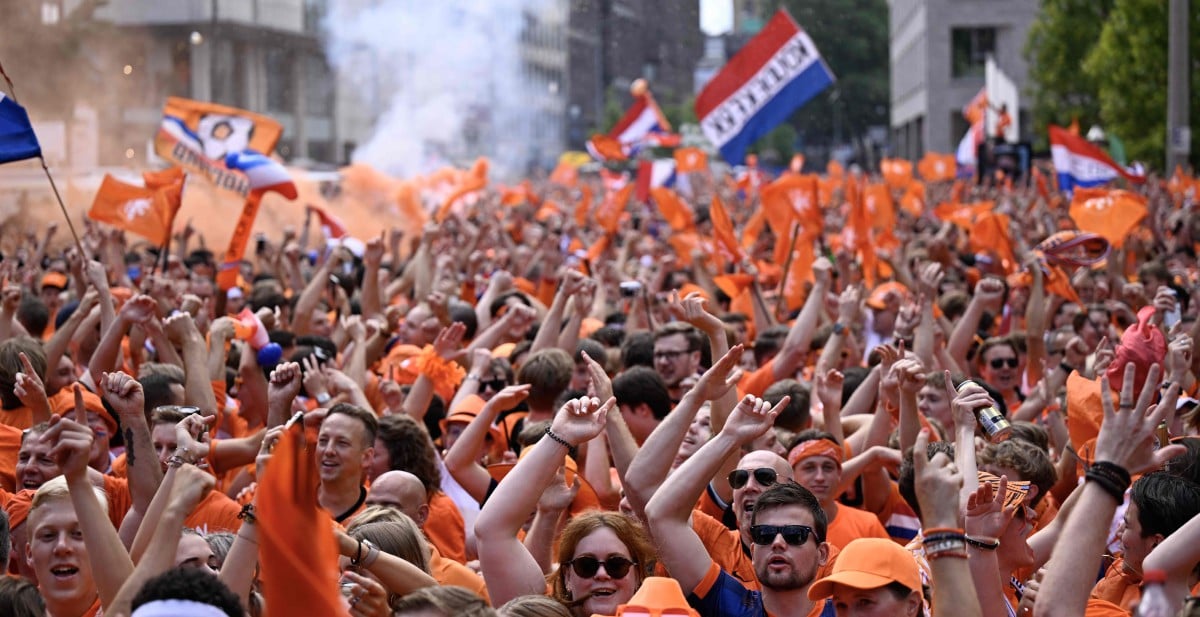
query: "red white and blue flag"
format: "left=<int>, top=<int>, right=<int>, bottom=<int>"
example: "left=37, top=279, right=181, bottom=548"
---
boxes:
left=587, top=91, right=680, bottom=161
left=1049, top=125, right=1145, bottom=194
left=696, top=9, right=835, bottom=164
left=0, top=92, right=41, bottom=164
left=224, top=150, right=297, bottom=199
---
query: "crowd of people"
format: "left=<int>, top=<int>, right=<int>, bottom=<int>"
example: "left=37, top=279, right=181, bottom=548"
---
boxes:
left=0, top=159, right=1197, bottom=617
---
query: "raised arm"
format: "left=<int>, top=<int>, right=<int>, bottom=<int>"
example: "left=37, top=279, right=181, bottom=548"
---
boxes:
left=669, top=291, right=740, bottom=434
left=948, top=278, right=1005, bottom=368
left=89, top=294, right=156, bottom=386
left=1142, top=511, right=1200, bottom=610
left=1035, top=367, right=1183, bottom=617
left=474, top=394, right=614, bottom=607
left=777, top=257, right=833, bottom=384
left=444, top=385, right=529, bottom=503
left=913, top=263, right=944, bottom=370
left=645, top=393, right=788, bottom=594
left=163, top=312, right=219, bottom=415
left=100, top=371, right=162, bottom=516
left=624, top=346, right=743, bottom=517
left=50, top=386, right=134, bottom=610
left=912, top=428, right=982, bottom=617
left=360, top=232, right=386, bottom=321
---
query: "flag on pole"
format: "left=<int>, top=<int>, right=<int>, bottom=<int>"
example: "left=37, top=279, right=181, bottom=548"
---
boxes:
left=87, top=175, right=182, bottom=245
left=155, top=97, right=283, bottom=197
left=587, top=81, right=680, bottom=162
left=223, top=150, right=298, bottom=199
left=695, top=9, right=836, bottom=164
left=0, top=92, right=41, bottom=164
left=636, top=159, right=677, bottom=202
left=1049, top=125, right=1146, bottom=194
left=674, top=148, right=708, bottom=173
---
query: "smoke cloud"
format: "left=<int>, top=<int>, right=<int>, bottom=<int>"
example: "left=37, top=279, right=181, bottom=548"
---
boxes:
left=323, top=0, right=554, bottom=179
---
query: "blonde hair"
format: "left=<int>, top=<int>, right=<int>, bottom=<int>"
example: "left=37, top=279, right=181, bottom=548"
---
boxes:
left=346, top=505, right=406, bottom=528
left=29, top=476, right=108, bottom=526
left=498, top=595, right=571, bottom=617
left=347, top=520, right=430, bottom=574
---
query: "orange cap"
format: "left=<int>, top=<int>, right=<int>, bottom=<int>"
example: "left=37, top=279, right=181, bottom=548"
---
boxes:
left=41, top=272, right=68, bottom=290
left=437, top=394, right=502, bottom=445
left=491, top=343, right=517, bottom=359
left=615, top=576, right=699, bottom=617
left=808, top=538, right=921, bottom=600
left=4, top=490, right=33, bottom=528
left=52, top=387, right=118, bottom=438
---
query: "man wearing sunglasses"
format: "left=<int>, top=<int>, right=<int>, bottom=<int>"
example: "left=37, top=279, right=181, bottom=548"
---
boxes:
left=647, top=393, right=835, bottom=617
left=977, top=338, right=1023, bottom=413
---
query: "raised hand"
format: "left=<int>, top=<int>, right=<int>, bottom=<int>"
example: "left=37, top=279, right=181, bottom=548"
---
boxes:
left=341, top=315, right=367, bottom=341
left=268, top=362, right=303, bottom=412
left=1, top=285, right=20, bottom=314
left=721, top=394, right=789, bottom=445
left=893, top=358, right=927, bottom=395
left=209, top=316, right=237, bottom=341
left=100, top=371, right=145, bottom=418
left=163, top=311, right=200, bottom=344
left=432, top=322, right=467, bottom=360
left=581, top=351, right=613, bottom=402
left=913, top=428, right=962, bottom=528
left=947, top=376, right=992, bottom=433
left=363, top=232, right=386, bottom=269
left=39, top=385, right=95, bottom=480
left=537, top=466, right=580, bottom=513
left=301, top=355, right=331, bottom=402
left=485, top=384, right=531, bottom=413
left=974, top=277, right=1006, bottom=310
left=815, top=368, right=845, bottom=412
left=169, top=464, right=216, bottom=513
left=1166, top=334, right=1192, bottom=381
left=688, top=344, right=744, bottom=403
left=1096, top=364, right=1185, bottom=473
left=916, top=262, right=944, bottom=298
left=14, top=352, right=49, bottom=410
left=836, top=285, right=862, bottom=326
left=174, top=413, right=215, bottom=462
left=548, top=396, right=615, bottom=447
left=964, top=474, right=1017, bottom=538
left=120, top=294, right=159, bottom=324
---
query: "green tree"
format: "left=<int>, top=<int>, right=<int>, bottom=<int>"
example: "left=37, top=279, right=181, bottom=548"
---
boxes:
left=1024, top=0, right=1113, bottom=146
left=768, top=0, right=889, bottom=149
left=1083, top=0, right=1200, bottom=168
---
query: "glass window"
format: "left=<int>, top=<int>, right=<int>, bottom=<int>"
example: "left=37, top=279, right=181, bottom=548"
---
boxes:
left=951, top=27, right=995, bottom=78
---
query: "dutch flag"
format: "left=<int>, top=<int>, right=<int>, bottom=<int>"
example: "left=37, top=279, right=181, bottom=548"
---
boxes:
left=224, top=150, right=297, bottom=199
left=1049, top=125, right=1145, bottom=194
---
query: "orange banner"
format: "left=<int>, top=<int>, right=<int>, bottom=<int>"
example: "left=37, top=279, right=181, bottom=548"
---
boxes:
left=87, top=174, right=182, bottom=246
left=1069, top=188, right=1148, bottom=248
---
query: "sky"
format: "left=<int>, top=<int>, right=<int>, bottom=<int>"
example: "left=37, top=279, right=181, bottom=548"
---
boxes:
left=700, top=0, right=733, bottom=35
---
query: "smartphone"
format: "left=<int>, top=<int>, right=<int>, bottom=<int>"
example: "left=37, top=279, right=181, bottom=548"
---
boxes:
left=619, top=281, right=643, bottom=298
left=285, top=411, right=305, bottom=430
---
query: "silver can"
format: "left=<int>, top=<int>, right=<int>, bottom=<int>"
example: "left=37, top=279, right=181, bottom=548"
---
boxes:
left=957, top=380, right=1012, bottom=442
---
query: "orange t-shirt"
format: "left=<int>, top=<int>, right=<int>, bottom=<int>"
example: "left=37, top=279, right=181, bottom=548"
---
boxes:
left=184, top=489, right=244, bottom=533
left=430, top=544, right=489, bottom=603
left=692, top=509, right=756, bottom=586
left=424, top=491, right=467, bottom=563
left=0, top=406, right=33, bottom=430
left=101, top=475, right=133, bottom=530
left=1090, top=558, right=1140, bottom=613
left=738, top=358, right=776, bottom=398
left=0, top=422, right=22, bottom=492
left=824, top=504, right=889, bottom=551
left=695, top=487, right=733, bottom=528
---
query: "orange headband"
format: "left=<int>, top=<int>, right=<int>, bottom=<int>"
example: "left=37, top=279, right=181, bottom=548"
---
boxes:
left=787, top=438, right=843, bottom=469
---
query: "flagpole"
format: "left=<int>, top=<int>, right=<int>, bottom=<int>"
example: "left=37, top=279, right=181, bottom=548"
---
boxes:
left=1, top=61, right=86, bottom=256
left=39, top=157, right=86, bottom=256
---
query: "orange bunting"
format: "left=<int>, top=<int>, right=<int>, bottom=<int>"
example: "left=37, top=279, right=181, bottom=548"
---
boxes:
left=87, top=174, right=183, bottom=246
left=710, top=195, right=743, bottom=264
left=258, top=427, right=345, bottom=617
left=650, top=187, right=696, bottom=232
left=674, top=148, right=708, bottom=174
left=880, top=158, right=913, bottom=190
left=1068, top=189, right=1148, bottom=249
left=918, top=153, right=957, bottom=182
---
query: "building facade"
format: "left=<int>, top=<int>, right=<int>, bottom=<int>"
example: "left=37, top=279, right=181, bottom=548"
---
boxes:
left=889, top=0, right=1038, bottom=159
left=566, top=0, right=703, bottom=150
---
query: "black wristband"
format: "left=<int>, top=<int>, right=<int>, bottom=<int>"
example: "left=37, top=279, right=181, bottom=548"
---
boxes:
left=1090, top=461, right=1132, bottom=486
left=237, top=503, right=257, bottom=524
left=1085, top=470, right=1128, bottom=503
left=964, top=535, right=999, bottom=551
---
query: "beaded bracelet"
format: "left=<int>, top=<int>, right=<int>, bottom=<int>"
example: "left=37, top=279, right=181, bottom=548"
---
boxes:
left=544, top=426, right=574, bottom=450
left=924, top=537, right=968, bottom=560
left=965, top=535, right=1000, bottom=551
left=238, top=503, right=257, bottom=524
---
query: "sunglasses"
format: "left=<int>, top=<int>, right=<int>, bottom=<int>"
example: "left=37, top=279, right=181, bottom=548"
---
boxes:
left=566, top=555, right=637, bottom=579
left=989, top=357, right=1019, bottom=369
left=750, top=524, right=816, bottom=546
left=728, top=468, right=778, bottom=490
left=481, top=378, right=507, bottom=391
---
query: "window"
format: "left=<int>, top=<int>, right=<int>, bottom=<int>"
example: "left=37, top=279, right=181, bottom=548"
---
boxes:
left=951, top=27, right=995, bottom=78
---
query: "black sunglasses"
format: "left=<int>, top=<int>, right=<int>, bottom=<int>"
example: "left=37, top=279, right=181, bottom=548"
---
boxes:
left=989, top=358, right=1019, bottom=369
left=729, top=468, right=778, bottom=490
left=566, top=555, right=637, bottom=579
left=481, top=378, right=507, bottom=391
left=750, top=524, right=816, bottom=546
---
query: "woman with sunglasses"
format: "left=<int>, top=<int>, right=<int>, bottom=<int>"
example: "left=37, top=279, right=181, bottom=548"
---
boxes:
left=977, top=338, right=1024, bottom=414
left=476, top=394, right=657, bottom=617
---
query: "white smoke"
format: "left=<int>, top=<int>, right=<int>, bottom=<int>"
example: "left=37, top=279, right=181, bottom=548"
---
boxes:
left=323, top=0, right=556, bottom=179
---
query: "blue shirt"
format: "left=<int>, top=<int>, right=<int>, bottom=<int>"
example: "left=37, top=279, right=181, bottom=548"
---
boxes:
left=688, top=562, right=836, bottom=617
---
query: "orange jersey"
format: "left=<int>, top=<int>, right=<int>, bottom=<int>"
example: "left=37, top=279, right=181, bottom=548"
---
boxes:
left=824, top=503, right=889, bottom=551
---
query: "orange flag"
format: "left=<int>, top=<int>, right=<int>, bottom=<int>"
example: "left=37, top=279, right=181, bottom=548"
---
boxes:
left=710, top=195, right=743, bottom=264
left=574, top=185, right=593, bottom=227
left=741, top=207, right=766, bottom=252
left=934, top=200, right=994, bottom=229
left=650, top=187, right=696, bottom=232
left=969, top=211, right=1016, bottom=271
left=842, top=177, right=877, bottom=285
left=713, top=274, right=755, bottom=299
left=863, top=183, right=896, bottom=234
left=827, top=159, right=845, bottom=181
left=900, top=180, right=925, bottom=217
left=917, top=153, right=957, bottom=182
left=258, top=426, right=345, bottom=617
left=881, top=158, right=914, bottom=190
left=781, top=233, right=816, bottom=311
left=87, top=175, right=182, bottom=246
left=549, top=160, right=579, bottom=187
left=761, top=174, right=822, bottom=240
left=1069, top=189, right=1148, bottom=248
left=142, top=166, right=186, bottom=191
left=674, top=148, right=708, bottom=174
left=596, top=183, right=632, bottom=233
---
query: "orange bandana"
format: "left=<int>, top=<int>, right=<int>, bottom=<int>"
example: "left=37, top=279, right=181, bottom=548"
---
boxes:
left=787, top=438, right=843, bottom=469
